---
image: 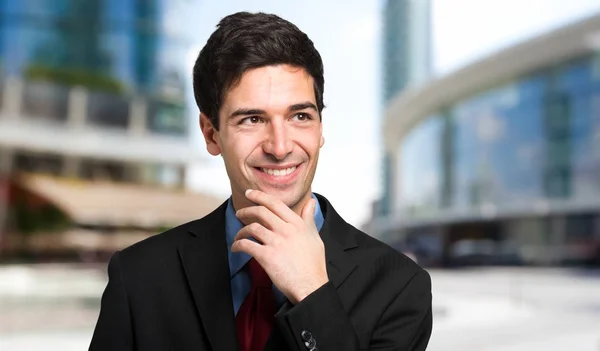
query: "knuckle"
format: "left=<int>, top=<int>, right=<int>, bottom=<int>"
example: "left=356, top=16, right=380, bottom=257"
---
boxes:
left=270, top=233, right=281, bottom=245
left=248, top=222, right=262, bottom=232
left=282, top=223, right=295, bottom=235
left=231, top=240, right=242, bottom=250
left=258, top=206, right=269, bottom=217
left=262, top=247, right=275, bottom=261
left=234, top=229, right=245, bottom=240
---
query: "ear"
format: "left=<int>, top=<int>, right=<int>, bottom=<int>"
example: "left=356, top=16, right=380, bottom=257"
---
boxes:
left=319, top=122, right=325, bottom=148
left=199, top=113, right=222, bottom=156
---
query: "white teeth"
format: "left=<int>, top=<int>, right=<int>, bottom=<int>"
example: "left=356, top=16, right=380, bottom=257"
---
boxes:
left=261, top=166, right=297, bottom=176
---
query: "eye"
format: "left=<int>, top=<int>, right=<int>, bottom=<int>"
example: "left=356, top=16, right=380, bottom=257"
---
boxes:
left=292, top=113, right=311, bottom=121
left=240, top=116, right=262, bottom=125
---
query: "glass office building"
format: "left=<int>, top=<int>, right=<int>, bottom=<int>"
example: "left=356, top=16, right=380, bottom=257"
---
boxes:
left=0, top=0, right=187, bottom=135
left=0, top=0, right=196, bottom=188
left=400, top=54, right=600, bottom=215
left=0, top=0, right=209, bottom=260
left=377, top=0, right=431, bottom=217
left=378, top=14, right=600, bottom=266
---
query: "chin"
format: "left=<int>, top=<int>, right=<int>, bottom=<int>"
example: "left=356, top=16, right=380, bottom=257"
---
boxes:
left=262, top=188, right=307, bottom=208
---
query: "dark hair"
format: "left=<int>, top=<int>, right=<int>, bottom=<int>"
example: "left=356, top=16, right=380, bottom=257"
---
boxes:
left=193, top=11, right=325, bottom=130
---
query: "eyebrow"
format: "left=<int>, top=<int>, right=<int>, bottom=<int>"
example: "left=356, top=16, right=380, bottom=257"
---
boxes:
left=229, top=102, right=318, bottom=119
left=289, top=102, right=318, bottom=112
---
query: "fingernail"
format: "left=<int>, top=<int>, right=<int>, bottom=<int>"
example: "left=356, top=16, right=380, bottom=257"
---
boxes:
left=245, top=189, right=253, bottom=197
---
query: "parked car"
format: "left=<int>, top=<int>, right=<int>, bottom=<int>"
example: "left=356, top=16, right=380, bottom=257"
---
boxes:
left=448, top=239, right=522, bottom=267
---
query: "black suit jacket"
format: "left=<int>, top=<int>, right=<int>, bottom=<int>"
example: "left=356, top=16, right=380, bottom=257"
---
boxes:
left=89, top=194, right=432, bottom=350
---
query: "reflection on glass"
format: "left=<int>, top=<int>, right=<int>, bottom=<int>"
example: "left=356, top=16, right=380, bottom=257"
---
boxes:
left=397, top=53, right=600, bottom=219
left=399, top=116, right=443, bottom=216
left=86, top=91, right=130, bottom=129
left=0, top=79, right=4, bottom=113
left=147, top=99, right=186, bottom=136
left=22, top=81, right=68, bottom=122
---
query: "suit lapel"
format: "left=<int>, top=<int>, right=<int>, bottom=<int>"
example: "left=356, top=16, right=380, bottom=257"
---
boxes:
left=316, top=193, right=358, bottom=289
left=176, top=194, right=357, bottom=351
left=178, top=201, right=239, bottom=351
left=264, top=194, right=358, bottom=351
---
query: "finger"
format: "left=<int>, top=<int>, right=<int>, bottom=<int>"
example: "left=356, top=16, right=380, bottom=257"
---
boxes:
left=245, top=189, right=297, bottom=223
left=236, top=205, right=286, bottom=232
left=234, top=222, right=274, bottom=245
left=301, top=198, right=316, bottom=224
left=231, top=237, right=264, bottom=257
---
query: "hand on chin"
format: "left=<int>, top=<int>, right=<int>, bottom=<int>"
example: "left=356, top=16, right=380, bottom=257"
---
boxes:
left=232, top=189, right=328, bottom=304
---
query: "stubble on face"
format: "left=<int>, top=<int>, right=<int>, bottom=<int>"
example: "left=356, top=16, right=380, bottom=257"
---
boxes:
left=215, top=64, right=324, bottom=214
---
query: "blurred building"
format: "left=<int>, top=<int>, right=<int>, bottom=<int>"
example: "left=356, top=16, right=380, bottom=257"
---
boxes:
left=375, top=0, right=432, bottom=218
left=0, top=0, right=223, bottom=261
left=372, top=13, right=600, bottom=267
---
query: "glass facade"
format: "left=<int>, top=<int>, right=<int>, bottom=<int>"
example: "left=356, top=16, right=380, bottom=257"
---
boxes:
left=0, top=0, right=188, bottom=135
left=382, top=0, right=431, bottom=103
left=399, top=115, right=443, bottom=216
left=378, top=0, right=432, bottom=217
left=397, top=53, right=600, bottom=218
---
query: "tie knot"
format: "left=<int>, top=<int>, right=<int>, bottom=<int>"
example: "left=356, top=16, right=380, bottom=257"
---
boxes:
left=247, top=258, right=271, bottom=288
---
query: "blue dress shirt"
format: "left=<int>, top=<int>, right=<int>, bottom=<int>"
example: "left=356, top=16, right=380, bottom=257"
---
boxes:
left=225, top=193, right=325, bottom=315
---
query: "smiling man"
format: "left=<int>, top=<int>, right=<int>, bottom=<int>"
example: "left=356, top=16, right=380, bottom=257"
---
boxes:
left=89, top=12, right=432, bottom=351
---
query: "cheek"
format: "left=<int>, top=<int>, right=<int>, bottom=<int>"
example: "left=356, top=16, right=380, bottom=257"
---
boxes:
left=301, top=131, right=323, bottom=154
left=225, top=135, right=259, bottom=163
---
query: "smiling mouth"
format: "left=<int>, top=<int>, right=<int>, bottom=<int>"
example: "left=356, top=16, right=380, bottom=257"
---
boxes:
left=257, top=166, right=297, bottom=177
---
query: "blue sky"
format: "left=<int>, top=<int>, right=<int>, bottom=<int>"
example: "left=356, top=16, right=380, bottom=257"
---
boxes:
left=178, top=0, right=600, bottom=227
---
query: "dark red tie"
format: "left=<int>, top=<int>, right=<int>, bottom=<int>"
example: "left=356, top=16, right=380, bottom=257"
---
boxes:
left=236, top=258, right=276, bottom=351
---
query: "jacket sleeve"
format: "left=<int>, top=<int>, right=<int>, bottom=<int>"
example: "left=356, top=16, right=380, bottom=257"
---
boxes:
left=274, top=270, right=432, bottom=351
left=89, top=251, right=135, bottom=351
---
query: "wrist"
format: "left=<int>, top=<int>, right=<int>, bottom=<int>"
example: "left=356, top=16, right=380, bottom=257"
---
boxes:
left=290, top=276, right=329, bottom=304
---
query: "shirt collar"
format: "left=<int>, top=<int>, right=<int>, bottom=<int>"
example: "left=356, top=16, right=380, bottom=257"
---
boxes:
left=225, top=193, right=325, bottom=277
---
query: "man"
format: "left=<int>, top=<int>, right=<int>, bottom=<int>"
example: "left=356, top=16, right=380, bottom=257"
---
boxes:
left=90, top=11, right=432, bottom=351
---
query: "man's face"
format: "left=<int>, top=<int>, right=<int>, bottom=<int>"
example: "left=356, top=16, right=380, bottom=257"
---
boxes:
left=200, top=64, right=324, bottom=212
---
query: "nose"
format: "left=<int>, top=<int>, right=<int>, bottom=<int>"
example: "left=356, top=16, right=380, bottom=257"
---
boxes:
left=262, top=119, right=293, bottom=160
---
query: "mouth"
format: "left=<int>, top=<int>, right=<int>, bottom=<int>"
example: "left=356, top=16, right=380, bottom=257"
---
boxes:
left=252, top=164, right=302, bottom=184
left=259, top=166, right=297, bottom=176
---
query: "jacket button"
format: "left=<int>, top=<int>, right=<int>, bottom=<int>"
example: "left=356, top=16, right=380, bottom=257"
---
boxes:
left=304, top=338, right=316, bottom=349
left=301, top=330, right=312, bottom=342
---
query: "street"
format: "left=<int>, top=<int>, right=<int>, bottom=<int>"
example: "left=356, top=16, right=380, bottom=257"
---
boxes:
left=1, top=265, right=599, bottom=350
left=427, top=268, right=600, bottom=350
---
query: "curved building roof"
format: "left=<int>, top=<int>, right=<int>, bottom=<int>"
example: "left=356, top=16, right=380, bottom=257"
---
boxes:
left=383, top=13, right=600, bottom=151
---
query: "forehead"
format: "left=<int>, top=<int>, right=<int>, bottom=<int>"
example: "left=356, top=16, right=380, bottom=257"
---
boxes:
left=222, top=65, right=316, bottom=111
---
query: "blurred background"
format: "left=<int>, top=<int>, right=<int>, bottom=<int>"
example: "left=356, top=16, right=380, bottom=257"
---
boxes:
left=1, top=0, right=600, bottom=350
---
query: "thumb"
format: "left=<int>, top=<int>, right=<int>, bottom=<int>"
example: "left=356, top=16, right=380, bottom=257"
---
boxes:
left=301, top=198, right=316, bottom=223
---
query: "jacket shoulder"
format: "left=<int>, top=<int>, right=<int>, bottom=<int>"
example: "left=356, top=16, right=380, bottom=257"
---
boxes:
left=346, top=223, right=428, bottom=280
left=318, top=193, right=425, bottom=279
left=116, top=200, right=227, bottom=265
left=120, top=201, right=227, bottom=257
left=120, top=220, right=194, bottom=256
